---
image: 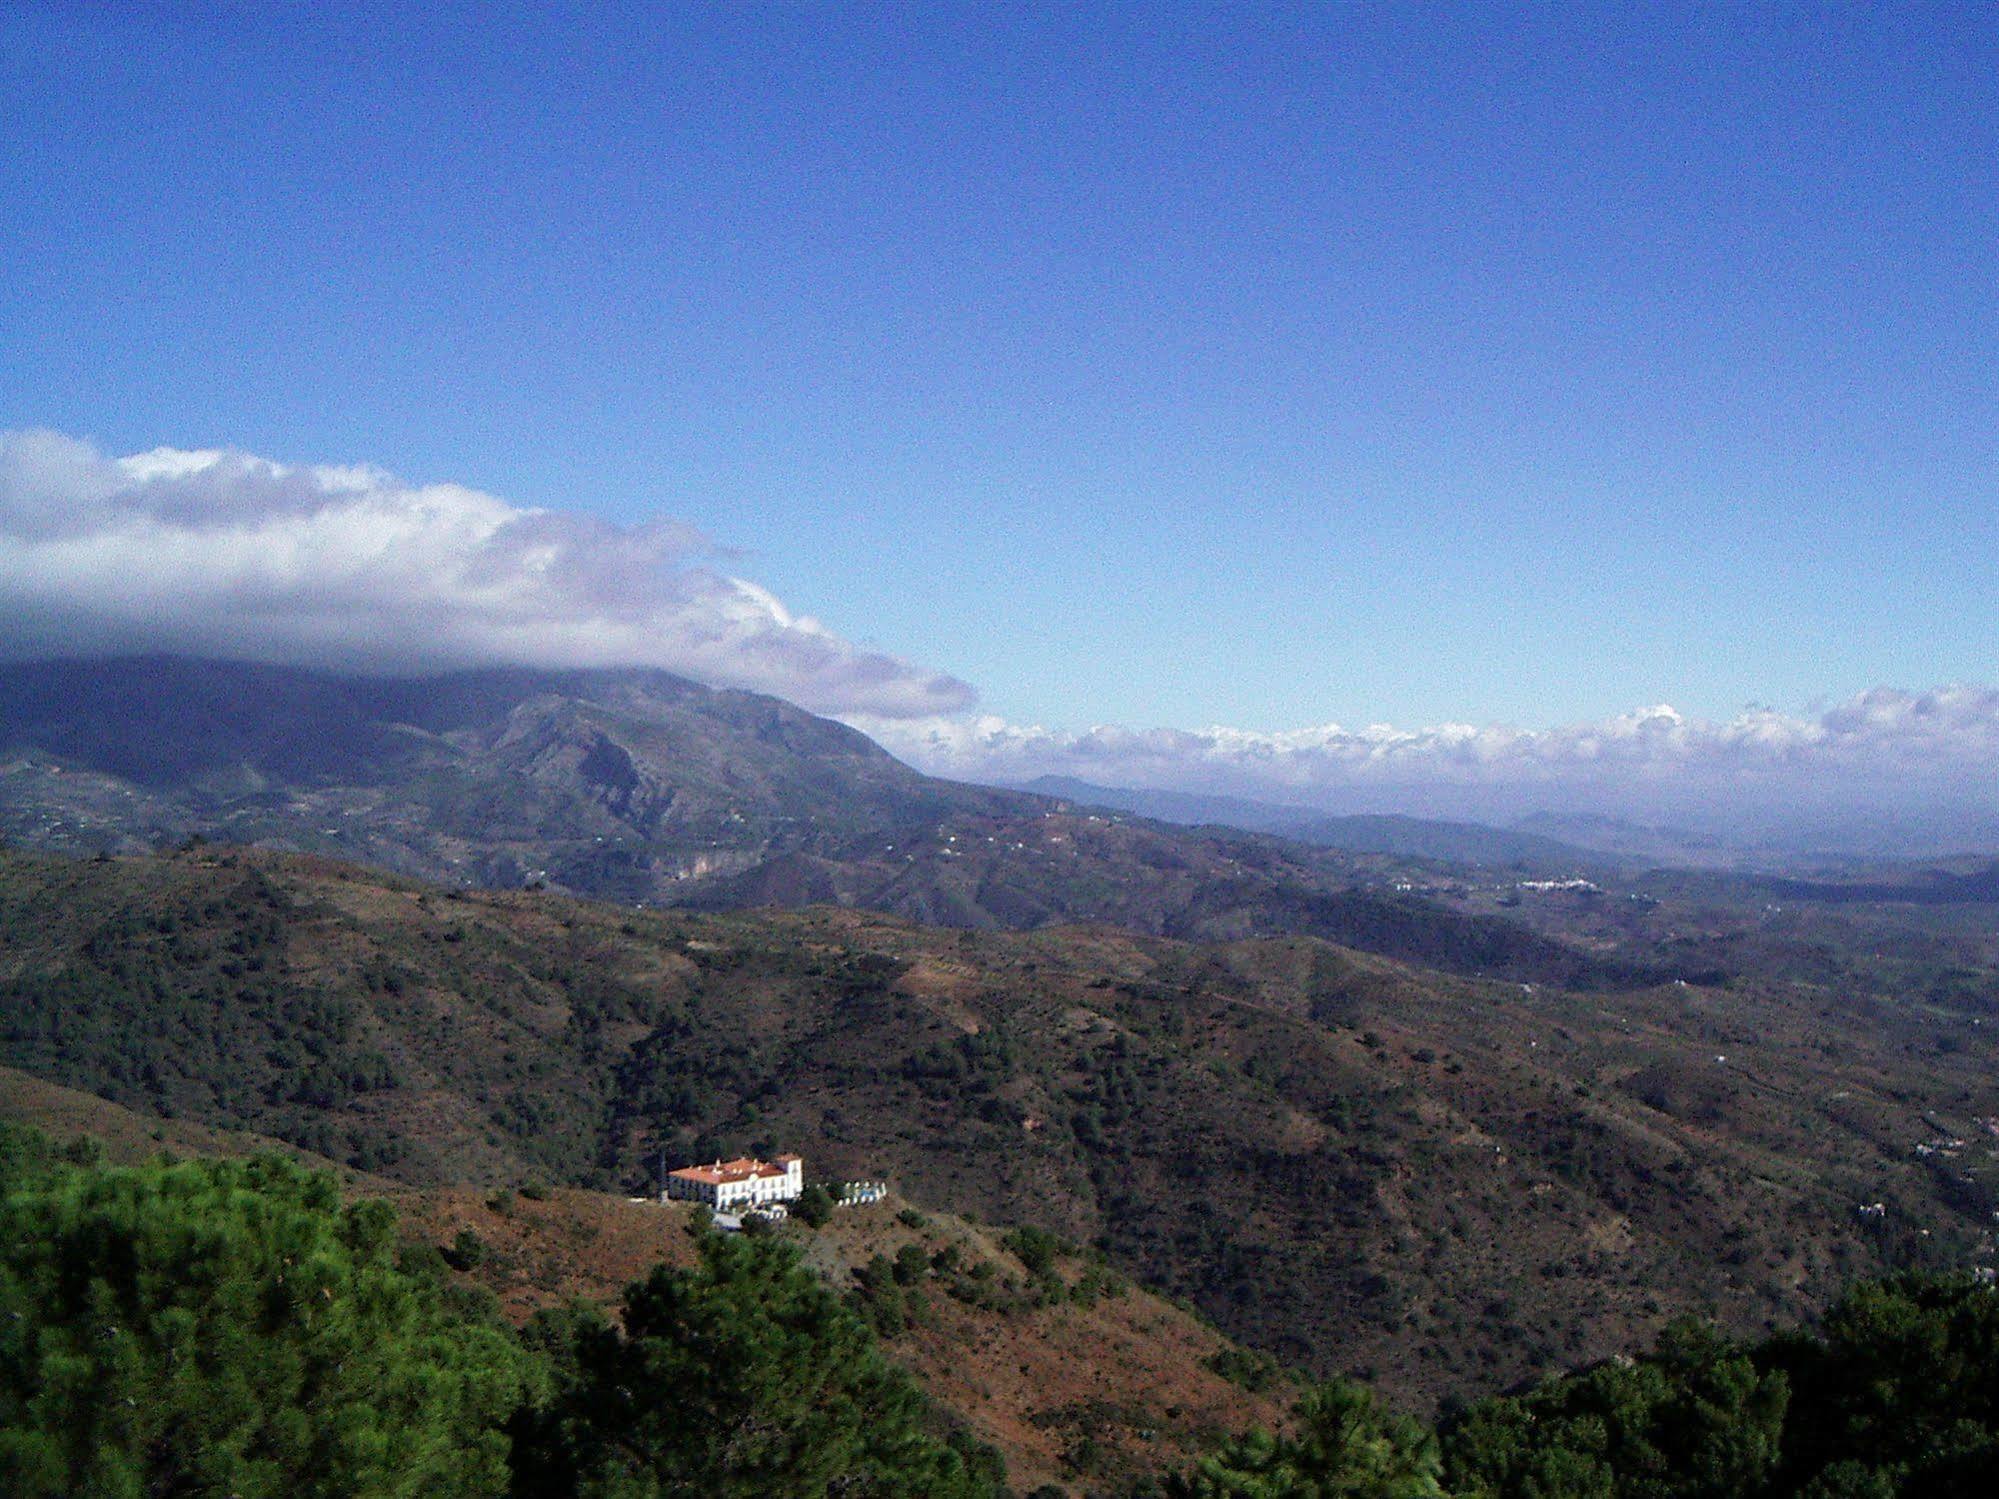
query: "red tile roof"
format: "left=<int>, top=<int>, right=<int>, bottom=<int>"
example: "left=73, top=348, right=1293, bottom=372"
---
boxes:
left=668, top=1155, right=795, bottom=1186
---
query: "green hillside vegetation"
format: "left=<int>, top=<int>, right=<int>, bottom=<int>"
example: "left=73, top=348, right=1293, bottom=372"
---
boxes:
left=0, top=1126, right=998, bottom=1498
left=0, top=1068, right=1296, bottom=1494
left=2, top=844, right=1996, bottom=1403
left=1425, top=858, right=1998, bottom=1019
left=1165, top=1273, right=1999, bottom=1498
left=4, top=1124, right=1998, bottom=1497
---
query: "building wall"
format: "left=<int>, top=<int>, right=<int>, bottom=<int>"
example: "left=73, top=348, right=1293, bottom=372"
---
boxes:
left=663, top=1157, right=805, bottom=1208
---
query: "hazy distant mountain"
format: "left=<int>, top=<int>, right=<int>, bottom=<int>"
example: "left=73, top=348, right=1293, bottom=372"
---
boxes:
left=1009, top=777, right=1333, bottom=835
left=0, top=657, right=1671, bottom=989
left=1756, top=858, right=1999, bottom=905
left=1017, top=775, right=1627, bottom=871
left=1511, top=809, right=1999, bottom=872
left=1510, top=812, right=1755, bottom=869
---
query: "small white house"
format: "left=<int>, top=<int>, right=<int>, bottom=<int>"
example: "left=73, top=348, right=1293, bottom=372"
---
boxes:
left=662, top=1154, right=804, bottom=1210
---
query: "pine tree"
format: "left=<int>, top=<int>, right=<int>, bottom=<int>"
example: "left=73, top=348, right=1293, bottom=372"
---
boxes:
left=1168, top=1377, right=1447, bottom=1498
left=0, top=1137, right=532, bottom=1497
left=508, top=1231, right=1000, bottom=1497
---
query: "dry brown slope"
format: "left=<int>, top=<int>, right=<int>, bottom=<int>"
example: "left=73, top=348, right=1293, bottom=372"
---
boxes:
left=391, top=1185, right=1292, bottom=1493
left=4, top=845, right=1996, bottom=1410
left=0, top=1079, right=1286, bottom=1496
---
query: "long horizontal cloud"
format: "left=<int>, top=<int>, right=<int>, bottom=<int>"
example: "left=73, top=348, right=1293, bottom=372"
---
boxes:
left=854, top=687, right=1999, bottom=839
left=0, top=429, right=973, bottom=718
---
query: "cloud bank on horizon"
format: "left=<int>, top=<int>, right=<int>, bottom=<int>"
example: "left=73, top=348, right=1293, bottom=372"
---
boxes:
left=0, top=429, right=972, bottom=719
left=853, top=688, right=1999, bottom=843
left=2, top=429, right=1988, bottom=845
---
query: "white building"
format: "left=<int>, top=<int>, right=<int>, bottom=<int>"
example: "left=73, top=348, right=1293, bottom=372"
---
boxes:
left=662, top=1154, right=804, bottom=1210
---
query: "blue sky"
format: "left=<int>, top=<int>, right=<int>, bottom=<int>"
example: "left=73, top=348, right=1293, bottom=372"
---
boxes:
left=1, top=2, right=1992, bottom=755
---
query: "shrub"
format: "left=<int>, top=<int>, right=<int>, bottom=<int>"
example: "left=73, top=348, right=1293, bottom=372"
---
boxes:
left=794, top=1183, right=835, bottom=1228
left=444, top=1227, right=490, bottom=1271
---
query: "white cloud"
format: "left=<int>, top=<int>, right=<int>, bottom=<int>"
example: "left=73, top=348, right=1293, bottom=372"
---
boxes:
left=5, top=429, right=1988, bottom=850
left=852, top=687, right=1999, bottom=840
left=0, top=429, right=973, bottom=718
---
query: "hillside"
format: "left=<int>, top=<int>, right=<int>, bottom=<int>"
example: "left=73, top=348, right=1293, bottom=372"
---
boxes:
left=0, top=656, right=1667, bottom=991
left=2, top=843, right=1995, bottom=1410
left=12, top=1100, right=1999, bottom=1498
left=675, top=808, right=1670, bottom=990
left=0, top=655, right=1024, bottom=893
left=0, top=1069, right=1283, bottom=1494
left=398, top=1188, right=1294, bottom=1493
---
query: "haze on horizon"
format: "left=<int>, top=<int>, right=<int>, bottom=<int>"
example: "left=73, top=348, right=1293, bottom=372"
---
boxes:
left=1, top=4, right=1992, bottom=851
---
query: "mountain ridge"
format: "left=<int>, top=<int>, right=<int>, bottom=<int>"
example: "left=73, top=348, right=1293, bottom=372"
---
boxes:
left=1015, top=775, right=1636, bottom=872
left=0, top=655, right=1675, bottom=991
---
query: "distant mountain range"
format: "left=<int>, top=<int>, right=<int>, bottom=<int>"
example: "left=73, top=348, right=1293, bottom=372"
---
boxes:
left=0, top=657, right=1677, bottom=990
left=0, top=654, right=1022, bottom=891
left=1, top=661, right=1994, bottom=1409
left=1014, top=783, right=1999, bottom=877
left=1014, top=776, right=1632, bottom=871
left=1511, top=812, right=1754, bottom=869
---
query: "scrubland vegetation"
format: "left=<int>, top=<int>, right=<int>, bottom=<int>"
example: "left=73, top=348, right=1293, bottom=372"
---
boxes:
left=5, top=1125, right=1999, bottom=1497
left=0, top=1127, right=997, bottom=1497
left=7, top=844, right=1997, bottom=1408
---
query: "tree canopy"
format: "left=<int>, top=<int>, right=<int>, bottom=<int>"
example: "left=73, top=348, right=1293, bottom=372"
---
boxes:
left=7, top=1120, right=1999, bottom=1499
left=509, top=1229, right=999, bottom=1497
left=0, top=1128, right=999, bottom=1498
left=0, top=1130, right=529, bottom=1498
left=1167, top=1378, right=1447, bottom=1499
left=1166, top=1275, right=1999, bottom=1499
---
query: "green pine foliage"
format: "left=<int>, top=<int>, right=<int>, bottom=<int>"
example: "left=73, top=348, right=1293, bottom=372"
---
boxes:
left=0, top=1131, right=530, bottom=1497
left=1441, top=1320, right=1788, bottom=1498
left=1167, top=1378, right=1447, bottom=1498
left=1435, top=1276, right=1999, bottom=1498
left=507, top=1230, right=1000, bottom=1497
left=1756, top=1273, right=1999, bottom=1496
left=793, top=1181, right=835, bottom=1227
left=0, top=1128, right=1001, bottom=1498
left=1165, top=1274, right=1999, bottom=1498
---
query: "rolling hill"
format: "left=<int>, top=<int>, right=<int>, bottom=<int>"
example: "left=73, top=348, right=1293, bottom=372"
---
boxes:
left=3, top=842, right=1994, bottom=1412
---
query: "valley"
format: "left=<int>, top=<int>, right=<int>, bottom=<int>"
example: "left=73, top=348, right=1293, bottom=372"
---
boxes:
left=2, top=654, right=1996, bottom=1489
left=2, top=837, right=1994, bottom=1414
